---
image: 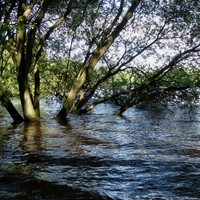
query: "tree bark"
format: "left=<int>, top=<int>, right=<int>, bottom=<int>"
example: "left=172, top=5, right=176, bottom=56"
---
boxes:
left=0, top=91, right=24, bottom=123
left=18, top=58, right=37, bottom=121
left=18, top=78, right=37, bottom=121
left=34, top=64, right=40, bottom=117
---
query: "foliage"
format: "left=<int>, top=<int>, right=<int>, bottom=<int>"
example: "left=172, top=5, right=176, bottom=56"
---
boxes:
left=0, top=50, right=18, bottom=97
left=0, top=0, right=200, bottom=121
left=39, top=59, right=82, bottom=96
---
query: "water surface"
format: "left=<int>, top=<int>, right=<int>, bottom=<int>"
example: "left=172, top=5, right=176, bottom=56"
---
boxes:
left=0, top=101, right=200, bottom=199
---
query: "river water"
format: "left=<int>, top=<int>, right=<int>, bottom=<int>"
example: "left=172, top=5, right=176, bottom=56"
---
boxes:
left=0, top=99, right=200, bottom=199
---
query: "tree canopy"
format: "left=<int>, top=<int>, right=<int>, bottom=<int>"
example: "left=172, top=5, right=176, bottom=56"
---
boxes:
left=0, top=0, right=200, bottom=122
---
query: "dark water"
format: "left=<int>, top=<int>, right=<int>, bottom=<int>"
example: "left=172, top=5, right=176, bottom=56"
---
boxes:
left=1, top=100, right=200, bottom=199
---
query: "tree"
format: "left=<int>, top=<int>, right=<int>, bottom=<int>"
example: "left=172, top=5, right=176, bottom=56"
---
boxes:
left=56, top=0, right=200, bottom=117
left=0, top=0, right=87, bottom=122
left=0, top=0, right=200, bottom=122
left=56, top=0, right=142, bottom=119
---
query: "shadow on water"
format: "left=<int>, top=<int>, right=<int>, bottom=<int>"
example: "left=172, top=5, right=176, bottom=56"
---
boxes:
left=0, top=172, right=108, bottom=200
left=1, top=103, right=200, bottom=199
left=0, top=120, right=111, bottom=200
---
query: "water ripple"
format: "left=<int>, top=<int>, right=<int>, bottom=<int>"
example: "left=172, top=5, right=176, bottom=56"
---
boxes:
left=1, top=104, right=200, bottom=199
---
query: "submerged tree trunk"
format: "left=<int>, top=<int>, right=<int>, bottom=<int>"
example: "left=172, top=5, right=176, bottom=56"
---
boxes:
left=0, top=91, right=24, bottom=123
left=18, top=80, right=37, bottom=121
left=34, top=65, right=40, bottom=117
left=18, top=60, right=37, bottom=121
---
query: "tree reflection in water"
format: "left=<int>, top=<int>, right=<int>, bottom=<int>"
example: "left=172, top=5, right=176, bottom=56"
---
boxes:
left=0, top=104, right=200, bottom=199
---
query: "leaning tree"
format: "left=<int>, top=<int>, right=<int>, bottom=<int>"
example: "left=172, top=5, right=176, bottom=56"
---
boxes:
left=55, top=0, right=200, bottom=118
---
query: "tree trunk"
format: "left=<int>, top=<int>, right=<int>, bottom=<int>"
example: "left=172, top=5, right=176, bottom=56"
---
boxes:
left=34, top=66, right=40, bottom=117
left=0, top=91, right=24, bottom=123
left=56, top=89, right=77, bottom=119
left=18, top=74, right=37, bottom=121
left=56, top=55, right=100, bottom=119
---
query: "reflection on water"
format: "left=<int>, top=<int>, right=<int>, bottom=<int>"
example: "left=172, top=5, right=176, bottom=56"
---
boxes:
left=1, top=102, right=200, bottom=199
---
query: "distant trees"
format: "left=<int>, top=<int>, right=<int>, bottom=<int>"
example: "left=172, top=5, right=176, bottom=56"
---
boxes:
left=0, top=0, right=200, bottom=122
